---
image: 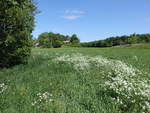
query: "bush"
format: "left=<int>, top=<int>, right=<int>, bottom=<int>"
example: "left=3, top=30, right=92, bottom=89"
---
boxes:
left=0, top=0, right=36, bottom=68
left=61, top=43, right=80, bottom=48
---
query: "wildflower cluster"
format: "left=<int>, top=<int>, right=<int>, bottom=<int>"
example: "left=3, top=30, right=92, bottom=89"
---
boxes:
left=0, top=83, right=7, bottom=94
left=32, top=92, right=53, bottom=106
left=55, top=53, right=150, bottom=112
left=55, top=53, right=90, bottom=71
left=91, top=56, right=150, bottom=112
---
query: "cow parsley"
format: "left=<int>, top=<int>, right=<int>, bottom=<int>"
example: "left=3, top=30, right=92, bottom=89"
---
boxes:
left=55, top=53, right=150, bottom=112
left=32, top=91, right=53, bottom=106
left=0, top=83, right=7, bottom=94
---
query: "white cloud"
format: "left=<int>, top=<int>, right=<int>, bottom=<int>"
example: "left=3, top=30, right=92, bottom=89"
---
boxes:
left=61, top=10, right=85, bottom=20
left=63, top=15, right=81, bottom=20
left=64, top=10, right=85, bottom=14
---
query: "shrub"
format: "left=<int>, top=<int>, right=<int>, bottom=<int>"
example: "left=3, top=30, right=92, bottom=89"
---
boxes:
left=0, top=0, right=36, bottom=68
left=61, top=43, right=80, bottom=48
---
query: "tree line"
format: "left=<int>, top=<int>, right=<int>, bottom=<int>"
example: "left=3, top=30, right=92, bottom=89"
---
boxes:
left=81, top=33, right=150, bottom=47
left=32, top=32, right=80, bottom=48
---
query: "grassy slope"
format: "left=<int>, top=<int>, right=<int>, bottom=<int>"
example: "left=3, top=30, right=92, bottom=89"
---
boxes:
left=0, top=46, right=150, bottom=113
left=113, top=43, right=150, bottom=49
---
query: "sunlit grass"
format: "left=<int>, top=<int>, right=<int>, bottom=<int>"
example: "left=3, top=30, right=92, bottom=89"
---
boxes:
left=0, top=47, right=150, bottom=113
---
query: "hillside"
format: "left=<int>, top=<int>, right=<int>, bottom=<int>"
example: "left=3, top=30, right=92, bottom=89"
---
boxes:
left=112, top=43, right=150, bottom=49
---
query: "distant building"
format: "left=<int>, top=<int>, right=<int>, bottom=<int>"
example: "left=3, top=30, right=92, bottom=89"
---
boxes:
left=63, top=40, right=70, bottom=43
left=34, top=42, right=41, bottom=48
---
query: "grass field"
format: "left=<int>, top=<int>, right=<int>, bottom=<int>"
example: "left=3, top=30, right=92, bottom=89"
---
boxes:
left=0, top=47, right=150, bottom=113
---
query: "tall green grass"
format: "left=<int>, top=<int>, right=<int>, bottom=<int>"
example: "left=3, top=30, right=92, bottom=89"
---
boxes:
left=0, top=47, right=150, bottom=113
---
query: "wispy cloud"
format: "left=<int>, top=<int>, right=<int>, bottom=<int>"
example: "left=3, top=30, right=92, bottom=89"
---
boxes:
left=64, top=10, right=85, bottom=14
left=63, top=15, right=81, bottom=20
left=61, top=10, right=85, bottom=20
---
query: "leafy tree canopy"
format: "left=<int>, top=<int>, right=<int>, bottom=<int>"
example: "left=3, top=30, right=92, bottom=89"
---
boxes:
left=0, top=0, right=36, bottom=68
left=35, top=32, right=80, bottom=48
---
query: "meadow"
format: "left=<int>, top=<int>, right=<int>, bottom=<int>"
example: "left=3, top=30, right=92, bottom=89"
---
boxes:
left=0, top=47, right=150, bottom=113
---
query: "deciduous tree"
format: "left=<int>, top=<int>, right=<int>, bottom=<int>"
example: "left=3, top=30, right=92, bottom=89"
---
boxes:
left=0, top=0, right=36, bottom=68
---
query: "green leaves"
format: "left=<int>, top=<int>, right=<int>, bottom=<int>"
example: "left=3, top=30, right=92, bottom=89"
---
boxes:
left=36, top=32, right=80, bottom=48
left=11, top=0, right=18, bottom=5
left=5, top=35, right=16, bottom=46
left=0, top=0, right=36, bottom=68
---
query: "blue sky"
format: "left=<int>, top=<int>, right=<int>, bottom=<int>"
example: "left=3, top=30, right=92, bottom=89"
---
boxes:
left=33, top=0, right=150, bottom=42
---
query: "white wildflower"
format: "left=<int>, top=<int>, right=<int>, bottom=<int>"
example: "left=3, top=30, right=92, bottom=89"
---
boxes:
left=32, top=91, right=53, bottom=106
left=0, top=83, right=7, bottom=94
left=55, top=53, right=90, bottom=71
left=54, top=53, right=150, bottom=112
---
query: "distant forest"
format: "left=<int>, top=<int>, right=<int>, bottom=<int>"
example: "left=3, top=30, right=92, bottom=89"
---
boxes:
left=81, top=33, right=150, bottom=47
left=33, top=33, right=150, bottom=48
